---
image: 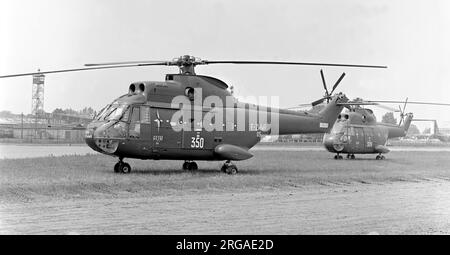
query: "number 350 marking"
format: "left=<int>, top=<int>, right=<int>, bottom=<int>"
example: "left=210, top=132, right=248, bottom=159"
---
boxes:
left=191, top=137, right=204, bottom=148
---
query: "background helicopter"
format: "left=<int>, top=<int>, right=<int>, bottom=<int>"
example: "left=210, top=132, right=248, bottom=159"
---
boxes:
left=412, top=119, right=450, bottom=143
left=0, top=55, right=386, bottom=174
left=323, top=100, right=413, bottom=160
left=316, top=87, right=450, bottom=159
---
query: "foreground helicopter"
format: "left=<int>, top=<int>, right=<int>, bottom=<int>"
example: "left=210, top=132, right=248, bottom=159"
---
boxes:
left=0, top=55, right=386, bottom=174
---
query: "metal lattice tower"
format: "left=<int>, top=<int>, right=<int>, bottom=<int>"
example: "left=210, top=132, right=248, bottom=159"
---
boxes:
left=32, top=71, right=45, bottom=116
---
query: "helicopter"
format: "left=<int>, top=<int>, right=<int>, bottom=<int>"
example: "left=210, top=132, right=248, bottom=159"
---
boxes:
left=0, top=55, right=386, bottom=174
left=412, top=119, right=450, bottom=143
left=319, top=91, right=450, bottom=159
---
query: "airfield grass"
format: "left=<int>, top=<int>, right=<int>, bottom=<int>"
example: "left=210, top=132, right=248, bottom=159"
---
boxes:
left=1, top=150, right=450, bottom=203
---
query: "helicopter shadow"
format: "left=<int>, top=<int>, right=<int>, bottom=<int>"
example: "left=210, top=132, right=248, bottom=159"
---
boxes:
left=130, top=168, right=219, bottom=176
left=336, top=157, right=392, bottom=161
left=106, top=167, right=264, bottom=176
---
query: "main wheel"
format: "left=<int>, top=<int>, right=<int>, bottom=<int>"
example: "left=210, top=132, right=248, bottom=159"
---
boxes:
left=350, top=154, right=355, bottom=159
left=114, top=162, right=120, bottom=173
left=119, top=162, right=131, bottom=174
left=376, top=155, right=381, bottom=160
left=188, top=162, right=198, bottom=171
left=225, top=165, right=238, bottom=175
left=182, top=162, right=189, bottom=170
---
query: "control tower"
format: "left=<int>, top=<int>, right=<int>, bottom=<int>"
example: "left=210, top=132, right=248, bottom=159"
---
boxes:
left=32, top=71, right=45, bottom=116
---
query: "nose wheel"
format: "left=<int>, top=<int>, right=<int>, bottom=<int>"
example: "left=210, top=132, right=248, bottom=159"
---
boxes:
left=347, top=154, right=356, bottom=159
left=334, top=154, right=343, bottom=160
left=376, top=154, right=386, bottom=160
left=221, top=160, right=238, bottom=175
left=114, top=158, right=131, bottom=174
left=182, top=161, right=198, bottom=171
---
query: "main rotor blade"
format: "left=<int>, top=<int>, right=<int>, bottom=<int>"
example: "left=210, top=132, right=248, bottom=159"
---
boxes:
left=337, top=102, right=379, bottom=106
left=376, top=104, right=401, bottom=112
left=337, top=102, right=400, bottom=112
left=311, top=98, right=326, bottom=107
left=296, top=103, right=315, bottom=107
left=412, top=119, right=436, bottom=122
left=0, top=63, right=168, bottom=78
left=367, top=100, right=450, bottom=106
left=402, top=97, right=408, bottom=113
left=320, top=69, right=329, bottom=96
left=204, top=60, right=387, bottom=69
left=330, top=72, right=346, bottom=95
left=85, top=60, right=168, bottom=66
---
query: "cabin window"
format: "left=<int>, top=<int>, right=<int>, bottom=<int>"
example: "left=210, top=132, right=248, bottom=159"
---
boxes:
left=140, top=106, right=151, bottom=124
left=349, top=127, right=355, bottom=136
left=129, top=107, right=140, bottom=138
left=121, top=108, right=130, bottom=122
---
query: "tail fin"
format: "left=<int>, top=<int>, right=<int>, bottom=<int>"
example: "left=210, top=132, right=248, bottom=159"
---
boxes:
left=318, top=93, right=348, bottom=131
left=401, top=113, right=413, bottom=132
left=433, top=120, right=440, bottom=135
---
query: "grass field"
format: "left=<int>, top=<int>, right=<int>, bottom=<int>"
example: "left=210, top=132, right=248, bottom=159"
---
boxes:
left=1, top=149, right=450, bottom=234
left=1, top=150, right=450, bottom=203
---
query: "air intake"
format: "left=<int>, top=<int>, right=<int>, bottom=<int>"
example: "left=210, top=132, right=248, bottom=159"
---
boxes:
left=128, top=83, right=145, bottom=95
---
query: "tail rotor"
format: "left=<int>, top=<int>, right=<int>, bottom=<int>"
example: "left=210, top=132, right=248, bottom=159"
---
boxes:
left=398, top=97, right=408, bottom=126
left=311, top=70, right=346, bottom=106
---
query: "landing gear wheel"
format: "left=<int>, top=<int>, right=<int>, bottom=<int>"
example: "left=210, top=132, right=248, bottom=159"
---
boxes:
left=182, top=161, right=198, bottom=171
left=221, top=160, right=238, bottom=175
left=188, top=162, right=198, bottom=171
left=114, top=162, right=120, bottom=173
left=376, top=155, right=385, bottom=160
left=334, top=154, right=343, bottom=160
left=225, top=165, right=238, bottom=175
left=119, top=162, right=131, bottom=174
left=350, top=154, right=355, bottom=159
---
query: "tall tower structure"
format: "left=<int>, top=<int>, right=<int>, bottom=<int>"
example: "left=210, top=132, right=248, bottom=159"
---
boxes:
left=32, top=70, right=45, bottom=116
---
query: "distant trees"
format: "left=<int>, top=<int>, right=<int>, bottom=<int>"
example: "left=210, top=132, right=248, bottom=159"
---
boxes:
left=52, top=107, right=95, bottom=116
left=80, top=107, right=95, bottom=116
left=52, top=108, right=64, bottom=115
left=407, top=124, right=420, bottom=136
left=381, top=112, right=397, bottom=125
left=0, top=110, right=15, bottom=118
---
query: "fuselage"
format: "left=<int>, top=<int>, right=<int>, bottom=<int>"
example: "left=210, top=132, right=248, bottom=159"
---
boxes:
left=323, top=110, right=413, bottom=154
left=85, top=74, right=347, bottom=161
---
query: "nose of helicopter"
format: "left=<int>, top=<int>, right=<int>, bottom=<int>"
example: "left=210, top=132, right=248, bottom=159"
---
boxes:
left=84, top=121, right=121, bottom=154
left=84, top=122, right=104, bottom=153
left=323, top=134, right=345, bottom=153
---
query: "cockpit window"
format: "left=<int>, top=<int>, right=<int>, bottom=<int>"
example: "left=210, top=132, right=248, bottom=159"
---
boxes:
left=330, top=122, right=345, bottom=135
left=96, top=104, right=129, bottom=121
left=95, top=105, right=110, bottom=120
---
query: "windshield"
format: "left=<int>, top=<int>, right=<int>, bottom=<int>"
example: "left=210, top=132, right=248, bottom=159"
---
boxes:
left=96, top=104, right=129, bottom=121
left=330, top=121, right=346, bottom=135
left=95, top=105, right=109, bottom=120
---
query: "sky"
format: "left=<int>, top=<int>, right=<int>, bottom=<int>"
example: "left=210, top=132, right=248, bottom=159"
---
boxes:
left=1, top=0, right=449, bottom=131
